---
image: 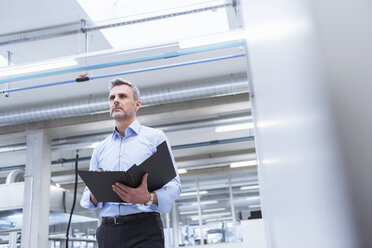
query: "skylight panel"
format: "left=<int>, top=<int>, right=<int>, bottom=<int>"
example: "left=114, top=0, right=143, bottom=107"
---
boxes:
left=77, top=0, right=231, bottom=49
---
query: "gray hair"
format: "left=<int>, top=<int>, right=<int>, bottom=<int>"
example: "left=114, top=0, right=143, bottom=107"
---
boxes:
left=108, top=78, right=141, bottom=100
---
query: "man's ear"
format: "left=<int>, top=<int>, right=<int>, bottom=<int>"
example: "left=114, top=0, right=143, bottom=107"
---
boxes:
left=135, top=100, right=142, bottom=111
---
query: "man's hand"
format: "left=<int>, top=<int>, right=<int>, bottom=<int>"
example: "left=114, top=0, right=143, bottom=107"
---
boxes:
left=90, top=193, right=99, bottom=206
left=112, top=173, right=152, bottom=204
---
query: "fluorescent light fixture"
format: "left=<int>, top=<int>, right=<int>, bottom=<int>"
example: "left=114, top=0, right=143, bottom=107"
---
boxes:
left=246, top=196, right=260, bottom=201
left=50, top=185, right=66, bottom=191
left=0, top=58, right=77, bottom=77
left=180, top=211, right=198, bottom=215
left=191, top=200, right=218, bottom=206
left=178, top=168, right=187, bottom=174
left=190, top=212, right=230, bottom=221
left=90, top=142, right=100, bottom=149
left=179, top=28, right=246, bottom=49
left=205, top=216, right=232, bottom=222
left=180, top=208, right=226, bottom=216
left=7, top=213, right=23, bottom=219
left=203, top=208, right=226, bottom=213
left=230, top=160, right=257, bottom=168
left=240, top=185, right=259, bottom=190
left=215, top=123, right=254, bottom=133
left=180, top=190, right=208, bottom=197
left=249, top=204, right=261, bottom=209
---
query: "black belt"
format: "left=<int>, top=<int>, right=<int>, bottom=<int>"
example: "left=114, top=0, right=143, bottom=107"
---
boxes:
left=102, top=212, right=159, bottom=225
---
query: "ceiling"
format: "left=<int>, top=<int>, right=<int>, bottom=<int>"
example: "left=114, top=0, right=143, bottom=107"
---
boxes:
left=0, top=0, right=259, bottom=227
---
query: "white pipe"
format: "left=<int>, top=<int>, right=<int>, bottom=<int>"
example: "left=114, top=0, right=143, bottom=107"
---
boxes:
left=0, top=76, right=248, bottom=127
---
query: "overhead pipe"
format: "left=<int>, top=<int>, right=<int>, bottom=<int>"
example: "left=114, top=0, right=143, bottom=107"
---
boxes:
left=0, top=115, right=251, bottom=153
left=0, top=41, right=245, bottom=84
left=0, top=75, right=248, bottom=127
left=0, top=136, right=254, bottom=172
left=5, top=169, right=25, bottom=183
left=1, top=53, right=245, bottom=94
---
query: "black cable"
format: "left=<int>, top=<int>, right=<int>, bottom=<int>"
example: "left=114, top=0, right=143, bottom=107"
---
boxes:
left=66, top=153, right=79, bottom=248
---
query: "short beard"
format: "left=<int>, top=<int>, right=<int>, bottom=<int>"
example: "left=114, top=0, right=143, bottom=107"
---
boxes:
left=110, top=111, right=134, bottom=121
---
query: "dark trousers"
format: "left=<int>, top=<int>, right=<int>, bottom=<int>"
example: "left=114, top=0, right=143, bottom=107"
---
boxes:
left=96, top=212, right=164, bottom=248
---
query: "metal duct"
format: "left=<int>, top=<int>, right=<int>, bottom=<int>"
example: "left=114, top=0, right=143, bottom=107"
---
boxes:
left=0, top=76, right=248, bottom=127
left=5, top=169, right=25, bottom=184
left=0, top=115, right=251, bottom=154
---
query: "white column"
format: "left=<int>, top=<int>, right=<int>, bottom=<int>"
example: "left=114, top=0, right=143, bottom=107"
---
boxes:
left=240, top=0, right=359, bottom=247
left=228, top=177, right=238, bottom=242
left=8, top=231, right=18, bottom=248
left=196, top=178, right=204, bottom=246
left=172, top=204, right=180, bottom=248
left=166, top=213, right=171, bottom=248
left=21, top=129, right=51, bottom=248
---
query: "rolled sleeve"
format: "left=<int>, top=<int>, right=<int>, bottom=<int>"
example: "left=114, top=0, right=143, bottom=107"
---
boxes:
left=151, top=177, right=182, bottom=213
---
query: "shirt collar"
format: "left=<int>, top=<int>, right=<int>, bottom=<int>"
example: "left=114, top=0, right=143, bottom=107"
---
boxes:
left=112, top=119, right=141, bottom=140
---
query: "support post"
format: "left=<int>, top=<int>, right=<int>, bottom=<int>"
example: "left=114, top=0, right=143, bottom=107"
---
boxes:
left=196, top=178, right=204, bottom=246
left=228, top=177, right=238, bottom=242
left=21, top=129, right=51, bottom=248
left=8, top=231, right=18, bottom=248
left=172, top=204, right=180, bottom=248
left=166, top=213, right=171, bottom=248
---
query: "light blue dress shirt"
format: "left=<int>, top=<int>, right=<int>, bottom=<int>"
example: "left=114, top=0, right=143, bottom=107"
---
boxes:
left=80, top=119, right=182, bottom=217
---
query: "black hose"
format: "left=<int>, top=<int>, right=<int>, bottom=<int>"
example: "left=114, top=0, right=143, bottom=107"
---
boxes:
left=66, top=153, right=79, bottom=248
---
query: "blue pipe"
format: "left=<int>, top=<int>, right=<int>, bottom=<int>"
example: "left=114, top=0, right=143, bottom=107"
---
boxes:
left=0, top=41, right=245, bottom=84
left=1, top=53, right=245, bottom=94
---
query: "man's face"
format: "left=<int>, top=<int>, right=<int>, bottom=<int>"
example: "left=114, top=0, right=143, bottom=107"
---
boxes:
left=109, top=84, right=141, bottom=121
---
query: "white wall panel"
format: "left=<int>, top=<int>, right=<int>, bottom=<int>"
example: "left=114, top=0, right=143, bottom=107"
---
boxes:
left=241, top=0, right=358, bottom=247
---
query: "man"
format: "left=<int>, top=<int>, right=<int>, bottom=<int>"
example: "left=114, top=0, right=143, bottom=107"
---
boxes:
left=80, top=78, right=182, bottom=248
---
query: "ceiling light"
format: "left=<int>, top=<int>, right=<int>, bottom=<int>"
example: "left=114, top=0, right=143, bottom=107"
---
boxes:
left=230, top=160, right=257, bottom=168
left=0, top=58, right=77, bottom=77
left=203, top=208, right=226, bottom=213
left=240, top=185, right=259, bottom=190
left=90, top=142, right=100, bottom=149
left=191, top=200, right=218, bottom=206
left=7, top=213, right=22, bottom=219
left=248, top=204, right=261, bottom=209
left=215, top=123, right=254, bottom=132
left=179, top=28, right=246, bottom=49
left=180, top=211, right=198, bottom=215
left=246, top=196, right=260, bottom=201
left=190, top=212, right=230, bottom=221
left=180, top=190, right=208, bottom=197
left=178, top=168, right=187, bottom=174
left=205, top=216, right=232, bottom=222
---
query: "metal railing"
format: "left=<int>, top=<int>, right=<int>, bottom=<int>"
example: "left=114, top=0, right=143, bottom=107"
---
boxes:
left=0, top=229, right=97, bottom=248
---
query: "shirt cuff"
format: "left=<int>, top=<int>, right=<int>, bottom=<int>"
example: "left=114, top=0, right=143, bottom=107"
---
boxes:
left=151, top=188, right=172, bottom=213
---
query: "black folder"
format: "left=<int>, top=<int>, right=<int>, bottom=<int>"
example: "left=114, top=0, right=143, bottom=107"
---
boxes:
left=78, top=141, right=177, bottom=203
